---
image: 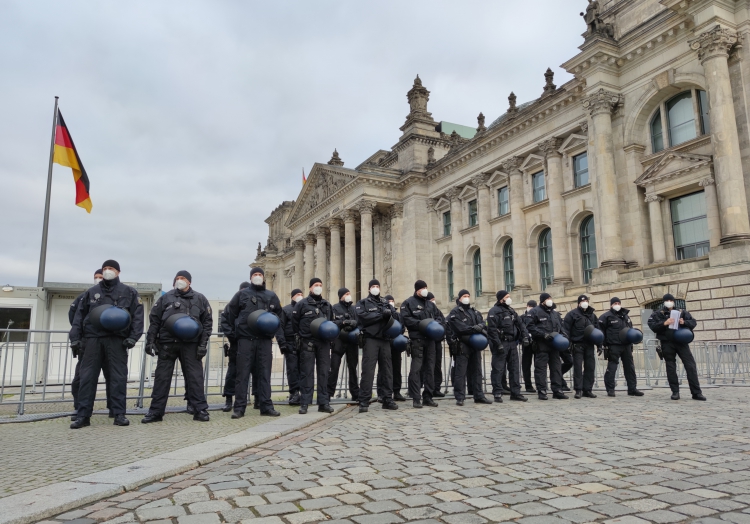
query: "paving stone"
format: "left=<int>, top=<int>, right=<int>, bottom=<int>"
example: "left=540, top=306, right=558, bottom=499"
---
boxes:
left=299, top=496, right=341, bottom=510
left=265, top=490, right=306, bottom=503
left=554, top=508, right=604, bottom=523
left=398, top=507, right=443, bottom=520
left=176, top=515, right=221, bottom=524
left=187, top=500, right=232, bottom=514
left=284, top=511, right=327, bottom=524
left=434, top=501, right=473, bottom=514
left=234, top=495, right=267, bottom=507
left=325, top=505, right=366, bottom=519
left=219, top=508, right=254, bottom=523
left=350, top=514, right=404, bottom=524
left=476, top=506, right=523, bottom=521
left=255, top=502, right=300, bottom=516
left=441, top=513, right=487, bottom=524
left=544, top=497, right=591, bottom=510
left=637, top=510, right=686, bottom=523
left=361, top=500, right=402, bottom=513
left=670, top=503, right=718, bottom=517
left=135, top=505, right=186, bottom=520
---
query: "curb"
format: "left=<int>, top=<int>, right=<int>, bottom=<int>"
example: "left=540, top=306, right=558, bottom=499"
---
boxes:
left=0, top=411, right=333, bottom=524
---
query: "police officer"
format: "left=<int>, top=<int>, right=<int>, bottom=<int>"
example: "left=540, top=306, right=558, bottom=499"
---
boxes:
left=598, top=297, right=643, bottom=398
left=448, top=290, right=493, bottom=406
left=401, top=280, right=440, bottom=409
left=142, top=271, right=213, bottom=423
left=423, top=292, right=446, bottom=398
left=70, top=269, right=112, bottom=421
left=223, top=267, right=282, bottom=418
left=293, top=277, right=335, bottom=414
left=526, top=292, right=569, bottom=400
left=521, top=300, right=537, bottom=393
left=219, top=281, right=250, bottom=412
left=355, top=279, right=398, bottom=412
left=69, top=260, right=144, bottom=429
left=647, top=293, right=705, bottom=401
left=276, top=288, right=303, bottom=406
left=328, top=288, right=360, bottom=402
left=487, top=290, right=529, bottom=403
left=376, top=295, right=406, bottom=402
left=563, top=295, right=598, bottom=399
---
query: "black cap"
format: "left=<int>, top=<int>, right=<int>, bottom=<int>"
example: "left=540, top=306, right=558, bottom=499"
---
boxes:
left=610, top=296, right=621, bottom=305
left=426, top=292, right=435, bottom=300
left=663, top=293, right=675, bottom=301
left=496, top=290, right=509, bottom=301
left=240, top=282, right=251, bottom=290
left=414, top=280, right=428, bottom=291
left=385, top=295, right=395, bottom=302
left=94, top=269, right=103, bottom=276
left=540, top=292, right=551, bottom=302
left=102, top=259, right=120, bottom=272
left=527, top=300, right=537, bottom=307
left=457, top=289, right=470, bottom=299
left=577, top=294, right=589, bottom=303
left=309, top=277, right=322, bottom=287
left=290, top=288, right=302, bottom=297
left=173, top=270, right=192, bottom=285
left=250, top=267, right=264, bottom=278
left=338, top=287, right=350, bottom=300
left=368, top=279, right=380, bottom=288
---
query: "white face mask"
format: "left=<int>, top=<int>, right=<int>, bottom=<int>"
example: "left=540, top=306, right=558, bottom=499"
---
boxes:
left=612, top=304, right=621, bottom=312
left=94, top=278, right=103, bottom=284
left=664, top=301, right=674, bottom=309
left=504, top=297, right=512, bottom=306
left=292, top=295, right=303, bottom=303
left=545, top=299, right=554, bottom=308
left=461, top=297, right=470, bottom=305
left=343, top=295, right=352, bottom=303
left=419, top=289, right=429, bottom=298
left=251, top=275, right=264, bottom=286
left=102, top=269, right=117, bottom=281
left=389, top=301, right=395, bottom=307
left=370, top=287, right=380, bottom=296
left=175, top=279, right=188, bottom=291
left=527, top=307, right=533, bottom=313
left=312, top=285, right=322, bottom=296
left=580, top=302, right=589, bottom=310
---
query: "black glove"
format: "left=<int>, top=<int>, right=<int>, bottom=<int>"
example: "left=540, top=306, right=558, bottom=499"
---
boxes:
left=472, top=324, right=484, bottom=333
left=70, top=340, right=81, bottom=358
left=197, top=346, right=207, bottom=360
left=145, top=343, right=157, bottom=357
left=345, top=320, right=358, bottom=329
left=223, top=343, right=230, bottom=357
left=544, top=333, right=554, bottom=341
left=123, top=338, right=137, bottom=349
left=522, top=337, right=531, bottom=347
left=382, top=309, right=391, bottom=320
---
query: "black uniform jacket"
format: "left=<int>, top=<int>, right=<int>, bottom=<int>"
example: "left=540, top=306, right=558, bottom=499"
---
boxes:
left=400, top=295, right=438, bottom=340
left=275, top=302, right=297, bottom=352
left=447, top=300, right=485, bottom=341
left=332, top=301, right=358, bottom=340
left=292, top=294, right=333, bottom=339
left=146, top=288, right=213, bottom=347
left=598, top=308, right=633, bottom=346
left=355, top=294, right=394, bottom=339
left=647, top=307, right=697, bottom=342
left=526, top=303, right=567, bottom=341
left=223, top=283, right=282, bottom=341
left=487, top=302, right=529, bottom=347
left=563, top=306, right=598, bottom=344
left=69, top=277, right=144, bottom=342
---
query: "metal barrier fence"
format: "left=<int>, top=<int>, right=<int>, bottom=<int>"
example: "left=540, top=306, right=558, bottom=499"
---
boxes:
left=1, top=329, right=748, bottom=415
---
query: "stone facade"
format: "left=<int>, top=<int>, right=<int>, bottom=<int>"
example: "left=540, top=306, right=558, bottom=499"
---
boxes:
left=254, top=0, right=750, bottom=342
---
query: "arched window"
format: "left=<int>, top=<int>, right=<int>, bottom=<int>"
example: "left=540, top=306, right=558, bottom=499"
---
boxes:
left=580, top=216, right=598, bottom=284
left=651, top=89, right=709, bottom=153
left=503, top=240, right=515, bottom=292
left=447, top=257, right=454, bottom=301
left=473, top=249, right=482, bottom=296
left=538, top=228, right=553, bottom=290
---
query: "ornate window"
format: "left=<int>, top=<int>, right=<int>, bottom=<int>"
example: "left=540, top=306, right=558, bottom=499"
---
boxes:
left=468, top=200, right=478, bottom=227
left=473, top=249, right=482, bottom=296
left=580, top=216, right=597, bottom=284
left=503, top=240, right=514, bottom=292
left=670, top=191, right=710, bottom=260
left=538, top=228, right=553, bottom=290
left=651, top=89, right=709, bottom=153
left=573, top=153, right=589, bottom=187
left=532, top=171, right=546, bottom=202
left=497, top=186, right=509, bottom=216
left=443, top=211, right=451, bottom=236
left=447, top=257, right=454, bottom=301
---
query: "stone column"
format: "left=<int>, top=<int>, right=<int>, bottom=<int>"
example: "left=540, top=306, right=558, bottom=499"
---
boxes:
left=472, top=174, right=495, bottom=293
left=582, top=89, right=626, bottom=266
left=304, top=234, right=315, bottom=288
left=328, top=219, right=342, bottom=297
left=501, top=157, right=531, bottom=290
left=342, top=210, right=358, bottom=294
left=700, top=177, right=722, bottom=249
left=645, top=195, right=667, bottom=264
left=446, top=188, right=465, bottom=294
left=539, top=138, right=572, bottom=283
left=315, top=227, right=327, bottom=285
left=390, top=203, right=405, bottom=297
left=689, top=27, right=750, bottom=244
left=358, top=200, right=376, bottom=296
left=293, top=239, right=305, bottom=292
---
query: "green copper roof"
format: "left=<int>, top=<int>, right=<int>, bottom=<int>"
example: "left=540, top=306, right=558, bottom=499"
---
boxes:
left=436, top=121, right=476, bottom=139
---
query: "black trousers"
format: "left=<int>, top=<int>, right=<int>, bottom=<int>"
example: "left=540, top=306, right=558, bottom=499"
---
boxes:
left=420, top=341, right=443, bottom=394
left=77, top=336, right=129, bottom=418
left=522, top=344, right=534, bottom=389
left=571, top=343, right=596, bottom=392
left=223, top=343, right=237, bottom=397
left=359, top=337, right=392, bottom=404
left=328, top=340, right=359, bottom=399
left=299, top=338, right=331, bottom=406
left=149, top=342, right=207, bottom=415
left=408, top=338, right=436, bottom=400
left=377, top=346, right=402, bottom=397
left=494, top=341, right=521, bottom=396
left=661, top=341, right=702, bottom=395
left=560, top=350, right=573, bottom=388
left=284, top=349, right=300, bottom=395
left=72, top=343, right=111, bottom=411
left=454, top=345, right=485, bottom=401
left=604, top=344, right=638, bottom=392
left=234, top=338, right=273, bottom=412
left=534, top=342, right=563, bottom=395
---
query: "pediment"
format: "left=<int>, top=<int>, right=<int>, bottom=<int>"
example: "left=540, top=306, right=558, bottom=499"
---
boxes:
left=520, top=154, right=545, bottom=172
left=434, top=197, right=450, bottom=212
left=559, top=134, right=587, bottom=153
left=458, top=185, right=478, bottom=201
left=635, top=151, right=712, bottom=187
left=487, top=170, right=509, bottom=188
left=286, top=164, right=358, bottom=226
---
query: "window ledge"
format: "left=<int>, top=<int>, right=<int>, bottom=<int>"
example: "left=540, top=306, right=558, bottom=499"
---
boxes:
left=436, top=235, right=452, bottom=244
left=641, top=135, right=711, bottom=165
left=489, top=213, right=512, bottom=225
left=459, top=225, right=480, bottom=235
left=561, top=184, right=591, bottom=198
left=521, top=199, right=549, bottom=213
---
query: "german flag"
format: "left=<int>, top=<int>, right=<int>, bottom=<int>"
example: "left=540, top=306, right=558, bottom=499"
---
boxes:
left=53, top=110, right=92, bottom=213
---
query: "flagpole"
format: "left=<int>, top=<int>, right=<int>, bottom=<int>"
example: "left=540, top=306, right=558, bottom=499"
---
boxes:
left=37, top=96, right=59, bottom=288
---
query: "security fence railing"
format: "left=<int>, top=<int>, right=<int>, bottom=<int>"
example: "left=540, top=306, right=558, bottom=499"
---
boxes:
left=1, top=328, right=748, bottom=416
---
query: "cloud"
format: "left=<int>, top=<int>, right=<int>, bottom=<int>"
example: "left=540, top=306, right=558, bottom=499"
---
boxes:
left=0, top=0, right=583, bottom=298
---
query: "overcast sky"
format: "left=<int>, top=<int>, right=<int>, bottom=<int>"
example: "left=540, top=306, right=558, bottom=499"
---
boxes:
left=0, top=1, right=585, bottom=299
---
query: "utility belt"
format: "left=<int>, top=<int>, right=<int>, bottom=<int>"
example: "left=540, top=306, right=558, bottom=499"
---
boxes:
left=298, top=336, right=327, bottom=352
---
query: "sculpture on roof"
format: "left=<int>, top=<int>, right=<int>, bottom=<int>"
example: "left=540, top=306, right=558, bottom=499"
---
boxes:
left=507, top=92, right=518, bottom=114
left=476, top=112, right=486, bottom=133
left=328, top=149, right=344, bottom=166
left=581, top=0, right=615, bottom=40
left=543, top=68, right=556, bottom=97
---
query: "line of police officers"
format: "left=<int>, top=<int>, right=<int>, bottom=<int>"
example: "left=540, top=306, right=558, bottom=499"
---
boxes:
left=68, top=261, right=707, bottom=429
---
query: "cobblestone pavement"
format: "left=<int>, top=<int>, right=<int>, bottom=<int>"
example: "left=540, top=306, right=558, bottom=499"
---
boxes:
left=36, top=386, right=750, bottom=524
left=0, top=404, right=299, bottom=497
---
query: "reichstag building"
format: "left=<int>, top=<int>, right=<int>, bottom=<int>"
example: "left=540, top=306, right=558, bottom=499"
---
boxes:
left=254, top=0, right=750, bottom=342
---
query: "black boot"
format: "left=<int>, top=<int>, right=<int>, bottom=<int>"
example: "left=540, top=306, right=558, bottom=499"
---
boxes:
left=393, top=392, right=406, bottom=402
left=261, top=408, right=281, bottom=416
left=583, top=391, right=597, bottom=398
left=456, top=400, right=464, bottom=406
left=222, top=396, right=233, bottom=412
left=526, top=386, right=537, bottom=393
left=607, top=390, right=616, bottom=397
left=692, top=393, right=706, bottom=401
left=193, top=410, right=210, bottom=422
left=382, top=399, right=398, bottom=410
left=231, top=409, right=245, bottom=419
left=628, top=389, right=644, bottom=396
left=574, top=390, right=582, bottom=399
left=538, top=393, right=548, bottom=400
left=288, top=391, right=301, bottom=406
left=70, top=416, right=90, bottom=429
left=413, top=399, right=423, bottom=409
left=318, top=404, right=334, bottom=413
left=552, top=392, right=569, bottom=400
left=186, top=403, right=195, bottom=415
left=141, top=412, right=163, bottom=424
left=359, top=403, right=369, bottom=413
left=671, top=392, right=680, bottom=400
left=432, top=390, right=445, bottom=398
left=253, top=396, right=260, bottom=410
left=423, top=396, right=438, bottom=407
left=494, top=396, right=503, bottom=403
left=474, top=397, right=493, bottom=404
left=510, top=394, right=527, bottom=402
left=299, top=405, right=308, bottom=414
left=113, top=414, right=130, bottom=426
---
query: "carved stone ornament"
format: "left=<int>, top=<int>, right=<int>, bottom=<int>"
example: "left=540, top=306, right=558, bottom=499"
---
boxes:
left=357, top=199, right=377, bottom=215
left=689, top=26, right=742, bottom=62
left=389, top=203, right=405, bottom=219
left=538, top=137, right=563, bottom=158
left=579, top=120, right=589, bottom=134
left=427, top=146, right=436, bottom=165
left=314, top=227, right=328, bottom=239
left=327, top=218, right=343, bottom=231
left=293, top=239, right=306, bottom=250
left=341, top=209, right=358, bottom=223
left=542, top=68, right=556, bottom=97
left=501, top=156, right=523, bottom=173
left=257, top=242, right=263, bottom=257
left=644, top=194, right=664, bottom=203
left=580, top=0, right=615, bottom=40
left=407, top=75, right=430, bottom=115
left=445, top=187, right=461, bottom=201
left=327, top=149, right=344, bottom=166
left=471, top=173, right=490, bottom=189
left=476, top=112, right=487, bottom=133
left=699, top=177, right=716, bottom=187
left=425, top=198, right=436, bottom=211
left=581, top=88, right=623, bottom=117
left=507, top=92, right=518, bottom=114
left=293, top=171, right=352, bottom=220
left=305, top=234, right=316, bottom=245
